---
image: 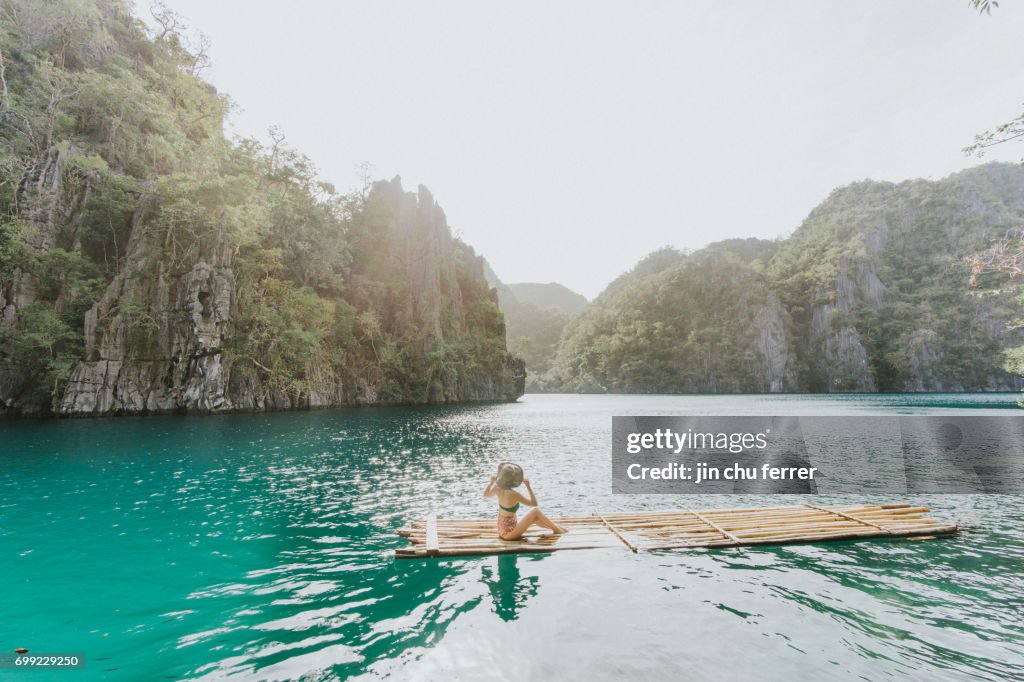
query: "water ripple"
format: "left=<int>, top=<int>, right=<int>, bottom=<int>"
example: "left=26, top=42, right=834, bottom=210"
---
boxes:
left=0, top=394, right=1022, bottom=680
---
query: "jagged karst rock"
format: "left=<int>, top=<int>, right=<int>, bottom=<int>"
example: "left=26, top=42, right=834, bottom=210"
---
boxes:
left=547, top=164, right=1024, bottom=394
left=754, top=294, right=799, bottom=392
left=0, top=1, right=524, bottom=418
left=54, top=179, right=523, bottom=416
left=0, top=146, right=99, bottom=414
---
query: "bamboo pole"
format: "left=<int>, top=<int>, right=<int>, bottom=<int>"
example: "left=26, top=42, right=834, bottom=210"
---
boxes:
left=802, top=501, right=892, bottom=532
left=686, top=507, right=741, bottom=543
left=647, top=524, right=954, bottom=551
left=425, top=512, right=439, bottom=555
left=600, top=516, right=639, bottom=552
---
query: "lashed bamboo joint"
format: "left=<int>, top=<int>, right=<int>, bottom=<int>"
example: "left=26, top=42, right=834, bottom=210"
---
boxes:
left=394, top=503, right=957, bottom=559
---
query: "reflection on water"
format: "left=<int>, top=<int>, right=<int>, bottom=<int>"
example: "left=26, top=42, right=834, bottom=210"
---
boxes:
left=482, top=555, right=541, bottom=622
left=0, top=393, right=1022, bottom=680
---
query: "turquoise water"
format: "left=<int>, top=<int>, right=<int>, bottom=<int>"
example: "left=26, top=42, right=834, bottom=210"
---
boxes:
left=1, top=393, right=1023, bottom=680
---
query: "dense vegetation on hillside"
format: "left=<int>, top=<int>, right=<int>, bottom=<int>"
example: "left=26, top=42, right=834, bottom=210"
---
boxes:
left=0, top=0, right=522, bottom=415
left=545, top=164, right=1024, bottom=393
left=501, top=300, right=572, bottom=390
left=506, top=282, right=587, bottom=315
left=483, top=269, right=586, bottom=390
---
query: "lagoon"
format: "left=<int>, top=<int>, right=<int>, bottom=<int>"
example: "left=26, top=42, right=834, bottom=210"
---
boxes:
left=1, top=394, right=1022, bottom=680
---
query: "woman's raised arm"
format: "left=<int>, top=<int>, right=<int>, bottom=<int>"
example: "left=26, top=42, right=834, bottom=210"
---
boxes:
left=517, top=478, right=538, bottom=506
left=483, top=475, right=498, bottom=498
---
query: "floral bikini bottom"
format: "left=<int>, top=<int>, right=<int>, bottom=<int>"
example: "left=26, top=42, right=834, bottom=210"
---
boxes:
left=497, top=514, right=517, bottom=538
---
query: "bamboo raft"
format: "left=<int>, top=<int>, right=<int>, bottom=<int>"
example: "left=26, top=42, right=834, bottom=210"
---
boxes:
left=394, top=503, right=958, bottom=559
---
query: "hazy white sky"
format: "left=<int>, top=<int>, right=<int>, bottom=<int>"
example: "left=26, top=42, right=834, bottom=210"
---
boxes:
left=157, top=0, right=1024, bottom=298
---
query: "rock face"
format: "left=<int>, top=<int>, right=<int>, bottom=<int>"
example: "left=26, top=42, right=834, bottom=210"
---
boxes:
left=1, top=148, right=86, bottom=326
left=0, top=0, right=523, bottom=419
left=2, top=167, right=522, bottom=417
left=754, top=293, right=799, bottom=393
left=547, top=239, right=804, bottom=394
left=783, top=165, right=1024, bottom=393
left=548, top=164, right=1024, bottom=394
left=808, top=259, right=886, bottom=392
left=58, top=209, right=240, bottom=414
left=340, top=178, right=525, bottom=406
left=1, top=147, right=95, bottom=410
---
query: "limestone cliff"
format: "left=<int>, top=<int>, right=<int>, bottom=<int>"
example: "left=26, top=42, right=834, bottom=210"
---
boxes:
left=807, top=259, right=886, bottom=392
left=547, top=164, right=1024, bottom=394
left=53, top=178, right=523, bottom=416
left=755, top=293, right=799, bottom=393
left=775, top=164, right=1024, bottom=392
left=547, top=239, right=801, bottom=394
left=1, top=146, right=100, bottom=409
left=0, top=147, right=522, bottom=417
left=58, top=203, right=240, bottom=414
left=0, top=1, right=522, bottom=417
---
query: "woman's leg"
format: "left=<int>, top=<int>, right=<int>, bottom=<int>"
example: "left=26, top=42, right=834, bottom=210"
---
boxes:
left=501, top=508, right=568, bottom=540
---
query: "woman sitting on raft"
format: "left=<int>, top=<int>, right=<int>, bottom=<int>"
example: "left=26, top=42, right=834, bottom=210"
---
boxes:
left=483, top=462, right=568, bottom=539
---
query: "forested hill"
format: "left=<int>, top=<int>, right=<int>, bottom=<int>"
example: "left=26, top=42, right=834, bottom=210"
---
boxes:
left=0, top=0, right=523, bottom=416
left=483, top=265, right=587, bottom=391
left=545, top=163, right=1024, bottom=394
left=506, top=282, right=588, bottom=315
